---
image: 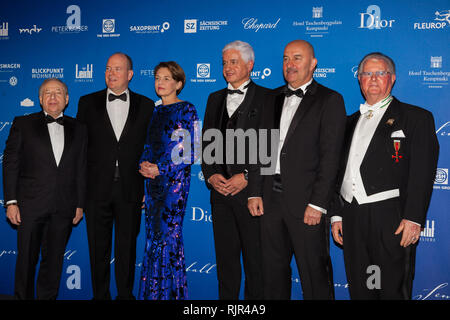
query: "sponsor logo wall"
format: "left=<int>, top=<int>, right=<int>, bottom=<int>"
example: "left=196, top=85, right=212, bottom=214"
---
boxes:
left=0, top=0, right=448, bottom=300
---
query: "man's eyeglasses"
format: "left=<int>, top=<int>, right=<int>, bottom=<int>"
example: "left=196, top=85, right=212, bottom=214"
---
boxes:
left=359, top=71, right=391, bottom=78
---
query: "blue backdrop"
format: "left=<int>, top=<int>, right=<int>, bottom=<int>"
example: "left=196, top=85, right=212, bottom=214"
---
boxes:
left=0, top=0, right=448, bottom=300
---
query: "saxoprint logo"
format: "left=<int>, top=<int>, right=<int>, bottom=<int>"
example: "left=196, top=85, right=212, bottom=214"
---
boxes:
left=359, top=5, right=395, bottom=29
left=130, top=21, right=170, bottom=34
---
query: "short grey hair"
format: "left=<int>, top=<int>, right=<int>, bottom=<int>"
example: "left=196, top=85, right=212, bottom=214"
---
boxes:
left=39, top=78, right=68, bottom=96
left=358, top=52, right=396, bottom=75
left=222, top=40, right=255, bottom=63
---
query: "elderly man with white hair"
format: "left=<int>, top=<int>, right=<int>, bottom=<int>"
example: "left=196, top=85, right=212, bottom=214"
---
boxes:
left=331, top=52, right=439, bottom=299
left=201, top=40, right=272, bottom=300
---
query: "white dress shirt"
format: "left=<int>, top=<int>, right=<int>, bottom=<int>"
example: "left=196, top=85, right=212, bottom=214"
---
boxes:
left=106, top=88, right=130, bottom=141
left=271, top=79, right=325, bottom=214
left=226, top=79, right=250, bottom=117
left=331, top=96, right=411, bottom=224
left=45, top=112, right=65, bottom=166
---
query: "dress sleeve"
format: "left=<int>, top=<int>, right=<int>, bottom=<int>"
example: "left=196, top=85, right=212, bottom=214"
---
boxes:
left=157, top=103, right=200, bottom=176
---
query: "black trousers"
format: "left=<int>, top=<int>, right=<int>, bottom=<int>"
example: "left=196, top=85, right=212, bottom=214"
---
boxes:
left=261, top=187, right=334, bottom=300
left=85, top=181, right=142, bottom=300
left=210, top=191, right=263, bottom=300
left=342, top=198, right=416, bottom=300
left=15, top=211, right=73, bottom=300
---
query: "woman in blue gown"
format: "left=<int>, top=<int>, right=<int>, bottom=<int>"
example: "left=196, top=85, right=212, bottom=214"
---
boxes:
left=137, top=61, right=199, bottom=300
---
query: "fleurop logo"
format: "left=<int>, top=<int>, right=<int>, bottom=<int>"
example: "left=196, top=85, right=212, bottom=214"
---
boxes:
left=414, top=10, right=449, bottom=29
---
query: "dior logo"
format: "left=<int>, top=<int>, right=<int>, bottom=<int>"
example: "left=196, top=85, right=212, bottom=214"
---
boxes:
left=359, top=5, right=395, bottom=29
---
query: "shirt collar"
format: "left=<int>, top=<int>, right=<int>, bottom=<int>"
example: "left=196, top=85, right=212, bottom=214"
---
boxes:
left=227, top=79, right=251, bottom=92
left=44, top=111, right=63, bottom=119
left=107, top=88, right=129, bottom=100
left=288, top=78, right=313, bottom=95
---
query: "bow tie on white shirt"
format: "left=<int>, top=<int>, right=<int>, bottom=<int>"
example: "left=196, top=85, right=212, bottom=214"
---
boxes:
left=359, top=103, right=375, bottom=115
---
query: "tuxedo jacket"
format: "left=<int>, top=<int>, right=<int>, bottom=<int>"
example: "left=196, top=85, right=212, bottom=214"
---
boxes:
left=77, top=89, right=154, bottom=203
left=201, top=81, right=272, bottom=204
left=3, top=112, right=87, bottom=218
left=334, top=97, right=439, bottom=226
left=248, top=80, right=347, bottom=218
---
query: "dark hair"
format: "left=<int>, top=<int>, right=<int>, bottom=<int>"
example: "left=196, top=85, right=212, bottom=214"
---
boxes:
left=154, top=61, right=186, bottom=95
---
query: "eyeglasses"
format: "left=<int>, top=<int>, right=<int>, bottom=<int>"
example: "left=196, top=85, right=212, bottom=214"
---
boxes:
left=359, top=71, right=391, bottom=78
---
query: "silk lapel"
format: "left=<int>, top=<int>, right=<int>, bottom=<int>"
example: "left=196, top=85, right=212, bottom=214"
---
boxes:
left=273, top=92, right=284, bottom=129
left=234, top=82, right=256, bottom=128
left=58, top=116, right=74, bottom=167
left=215, top=89, right=228, bottom=129
left=283, top=80, right=318, bottom=148
left=362, top=97, right=401, bottom=162
left=119, top=90, right=138, bottom=142
left=99, top=89, right=118, bottom=140
left=36, top=112, right=58, bottom=168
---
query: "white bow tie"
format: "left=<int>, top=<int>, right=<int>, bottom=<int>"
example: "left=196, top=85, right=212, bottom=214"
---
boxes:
left=359, top=103, right=375, bottom=115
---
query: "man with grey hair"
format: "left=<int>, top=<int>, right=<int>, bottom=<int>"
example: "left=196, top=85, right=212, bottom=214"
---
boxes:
left=3, top=78, right=87, bottom=299
left=331, top=52, right=439, bottom=299
left=201, top=40, right=271, bottom=299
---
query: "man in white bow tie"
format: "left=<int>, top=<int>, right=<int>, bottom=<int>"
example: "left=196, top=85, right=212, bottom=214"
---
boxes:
left=330, top=52, right=439, bottom=300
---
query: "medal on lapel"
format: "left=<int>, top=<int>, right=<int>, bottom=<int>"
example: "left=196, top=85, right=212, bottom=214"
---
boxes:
left=366, top=110, right=373, bottom=119
left=392, top=139, right=403, bottom=163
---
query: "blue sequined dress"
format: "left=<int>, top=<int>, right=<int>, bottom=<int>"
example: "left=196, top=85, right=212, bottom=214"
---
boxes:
left=138, top=101, right=199, bottom=300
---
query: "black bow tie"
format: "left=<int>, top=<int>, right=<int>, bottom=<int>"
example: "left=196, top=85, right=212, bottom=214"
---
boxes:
left=45, top=115, right=64, bottom=126
left=108, top=92, right=127, bottom=102
left=227, top=88, right=244, bottom=95
left=283, top=86, right=304, bottom=98
left=227, top=82, right=251, bottom=95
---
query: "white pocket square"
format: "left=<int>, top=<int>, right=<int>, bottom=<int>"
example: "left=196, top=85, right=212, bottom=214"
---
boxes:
left=391, top=130, right=406, bottom=138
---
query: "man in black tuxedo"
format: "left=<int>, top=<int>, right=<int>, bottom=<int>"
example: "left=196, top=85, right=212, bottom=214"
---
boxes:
left=331, top=52, right=439, bottom=299
left=248, top=40, right=346, bottom=299
left=201, top=40, right=271, bottom=299
left=3, top=78, right=87, bottom=299
left=77, top=52, right=154, bottom=300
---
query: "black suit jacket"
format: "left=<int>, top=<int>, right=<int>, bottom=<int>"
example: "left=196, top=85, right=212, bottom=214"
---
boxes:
left=201, top=81, right=272, bottom=204
left=334, top=97, right=439, bottom=226
left=3, top=112, right=87, bottom=217
left=249, top=80, right=347, bottom=218
left=76, top=89, right=154, bottom=203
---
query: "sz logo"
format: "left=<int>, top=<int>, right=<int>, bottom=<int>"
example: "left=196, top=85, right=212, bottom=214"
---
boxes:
left=184, top=19, right=197, bottom=33
left=359, top=5, right=395, bottom=29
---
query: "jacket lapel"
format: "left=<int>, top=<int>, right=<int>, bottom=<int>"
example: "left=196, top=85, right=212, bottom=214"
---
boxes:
left=36, top=112, right=58, bottom=168
left=234, top=81, right=256, bottom=128
left=283, top=80, right=318, bottom=148
left=362, top=97, right=401, bottom=162
left=119, top=90, right=138, bottom=142
left=99, top=89, right=118, bottom=140
left=58, top=116, right=74, bottom=167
